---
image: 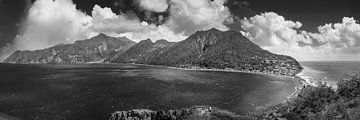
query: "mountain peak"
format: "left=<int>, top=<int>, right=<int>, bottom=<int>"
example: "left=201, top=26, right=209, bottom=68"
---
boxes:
left=117, top=36, right=128, bottom=40
left=193, top=28, right=223, bottom=37
left=199, top=28, right=222, bottom=34
left=155, top=39, right=170, bottom=44
left=209, top=28, right=221, bottom=32
left=116, top=36, right=135, bottom=43
left=139, top=39, right=153, bottom=44
left=94, top=33, right=109, bottom=38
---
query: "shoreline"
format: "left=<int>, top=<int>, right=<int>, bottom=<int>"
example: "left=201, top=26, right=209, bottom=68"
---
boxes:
left=296, top=73, right=318, bottom=87
left=286, top=68, right=319, bottom=101
left=124, top=63, right=314, bottom=102
left=2, top=62, right=313, bottom=86
left=124, top=63, right=298, bottom=79
left=122, top=63, right=317, bottom=88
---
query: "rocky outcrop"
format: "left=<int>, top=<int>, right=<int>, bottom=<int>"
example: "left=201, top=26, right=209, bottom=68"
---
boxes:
left=3, top=34, right=136, bottom=64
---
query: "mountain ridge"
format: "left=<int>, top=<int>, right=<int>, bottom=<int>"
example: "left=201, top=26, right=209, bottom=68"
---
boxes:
left=3, top=34, right=136, bottom=64
left=110, top=28, right=303, bottom=76
left=3, top=28, right=303, bottom=76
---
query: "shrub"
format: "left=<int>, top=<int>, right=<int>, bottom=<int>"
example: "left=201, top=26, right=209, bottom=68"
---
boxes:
left=338, top=74, right=360, bottom=100
left=282, top=83, right=337, bottom=119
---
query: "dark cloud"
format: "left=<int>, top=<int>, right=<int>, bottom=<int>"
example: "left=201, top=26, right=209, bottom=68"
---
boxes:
left=0, top=0, right=30, bottom=48
left=73, top=0, right=170, bottom=25
left=224, top=0, right=255, bottom=32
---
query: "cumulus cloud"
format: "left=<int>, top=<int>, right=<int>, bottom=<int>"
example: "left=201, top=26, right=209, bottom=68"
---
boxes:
left=241, top=12, right=304, bottom=47
left=0, top=0, right=93, bottom=60
left=168, top=0, right=232, bottom=35
left=89, top=5, right=187, bottom=42
left=138, top=0, right=169, bottom=12
left=14, top=0, right=92, bottom=50
left=311, top=17, right=360, bottom=48
left=90, top=5, right=150, bottom=34
left=90, top=0, right=232, bottom=41
left=241, top=12, right=360, bottom=61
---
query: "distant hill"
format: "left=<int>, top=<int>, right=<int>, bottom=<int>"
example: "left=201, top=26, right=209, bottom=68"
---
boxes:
left=3, top=34, right=136, bottom=64
left=110, top=28, right=303, bottom=76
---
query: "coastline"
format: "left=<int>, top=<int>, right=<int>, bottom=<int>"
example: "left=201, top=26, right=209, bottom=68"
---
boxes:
left=2, top=62, right=314, bottom=87
left=286, top=67, right=319, bottom=101
left=296, top=72, right=318, bottom=86
left=123, top=63, right=298, bottom=79
left=135, top=63, right=319, bottom=100
left=123, top=63, right=314, bottom=102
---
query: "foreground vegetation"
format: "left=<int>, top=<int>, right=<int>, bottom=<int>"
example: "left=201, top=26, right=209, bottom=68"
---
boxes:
left=109, top=106, right=248, bottom=120
left=254, top=74, right=360, bottom=120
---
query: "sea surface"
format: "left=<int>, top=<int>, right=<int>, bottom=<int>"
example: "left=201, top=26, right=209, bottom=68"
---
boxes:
left=299, top=61, right=360, bottom=88
left=0, top=64, right=299, bottom=120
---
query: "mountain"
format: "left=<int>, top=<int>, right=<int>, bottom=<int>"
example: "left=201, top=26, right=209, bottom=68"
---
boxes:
left=3, top=28, right=303, bottom=76
left=110, top=28, right=303, bottom=76
left=3, top=34, right=136, bottom=64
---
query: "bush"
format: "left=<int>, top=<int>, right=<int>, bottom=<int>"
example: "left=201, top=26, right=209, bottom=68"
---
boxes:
left=256, top=74, right=360, bottom=120
left=338, top=74, right=360, bottom=100
left=317, top=102, right=349, bottom=120
left=282, top=83, right=337, bottom=119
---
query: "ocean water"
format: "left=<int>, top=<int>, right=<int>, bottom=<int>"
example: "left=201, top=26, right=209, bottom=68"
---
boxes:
left=299, top=61, right=360, bottom=88
left=0, top=64, right=299, bottom=120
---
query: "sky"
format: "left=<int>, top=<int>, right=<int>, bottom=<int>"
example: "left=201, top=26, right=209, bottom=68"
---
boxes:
left=0, top=0, right=359, bottom=61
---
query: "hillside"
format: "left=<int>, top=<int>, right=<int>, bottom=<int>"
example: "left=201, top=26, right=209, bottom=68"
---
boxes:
left=111, top=28, right=303, bottom=76
left=3, top=34, right=136, bottom=64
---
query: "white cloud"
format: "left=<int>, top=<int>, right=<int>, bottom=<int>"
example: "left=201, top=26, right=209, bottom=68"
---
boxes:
left=241, top=12, right=304, bottom=47
left=311, top=17, right=360, bottom=48
left=88, top=5, right=187, bottom=42
left=14, top=0, right=92, bottom=51
left=118, top=24, right=187, bottom=42
left=241, top=12, right=360, bottom=61
left=0, top=0, right=94, bottom=60
left=89, top=0, right=232, bottom=41
left=138, top=0, right=169, bottom=12
left=168, top=0, right=231, bottom=35
left=90, top=5, right=150, bottom=34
